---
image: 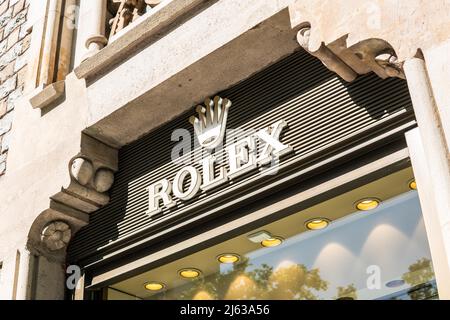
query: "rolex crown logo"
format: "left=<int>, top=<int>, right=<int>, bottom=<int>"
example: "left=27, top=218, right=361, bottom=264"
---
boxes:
left=189, top=96, right=232, bottom=149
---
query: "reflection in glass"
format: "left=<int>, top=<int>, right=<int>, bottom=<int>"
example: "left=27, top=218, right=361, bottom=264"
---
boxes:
left=143, top=191, right=437, bottom=300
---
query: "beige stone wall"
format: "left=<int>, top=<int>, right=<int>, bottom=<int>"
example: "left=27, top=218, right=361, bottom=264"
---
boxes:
left=0, top=0, right=30, bottom=176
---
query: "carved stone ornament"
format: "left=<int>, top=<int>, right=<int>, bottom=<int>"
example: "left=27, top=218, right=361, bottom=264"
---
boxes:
left=93, top=168, right=115, bottom=193
left=296, top=26, right=405, bottom=82
left=41, top=221, right=72, bottom=251
left=70, top=157, right=94, bottom=186
left=374, top=53, right=404, bottom=78
left=28, top=121, right=118, bottom=260
left=297, top=27, right=358, bottom=82
left=69, top=157, right=115, bottom=193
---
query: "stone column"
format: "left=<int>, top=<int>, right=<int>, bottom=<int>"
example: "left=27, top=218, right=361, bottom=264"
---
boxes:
left=422, top=41, right=450, bottom=152
left=404, top=57, right=450, bottom=299
left=39, top=0, right=63, bottom=87
left=33, top=256, right=66, bottom=300
left=14, top=248, right=36, bottom=300
left=73, top=273, right=86, bottom=300
left=80, top=0, right=108, bottom=61
left=406, top=128, right=450, bottom=299
left=11, top=246, right=67, bottom=300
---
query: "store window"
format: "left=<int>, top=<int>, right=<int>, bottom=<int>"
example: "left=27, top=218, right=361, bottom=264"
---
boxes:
left=106, top=167, right=437, bottom=300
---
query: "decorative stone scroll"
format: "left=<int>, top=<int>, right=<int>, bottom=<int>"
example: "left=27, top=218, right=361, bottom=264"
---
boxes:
left=296, top=25, right=405, bottom=82
left=27, top=134, right=118, bottom=261
left=41, top=221, right=72, bottom=251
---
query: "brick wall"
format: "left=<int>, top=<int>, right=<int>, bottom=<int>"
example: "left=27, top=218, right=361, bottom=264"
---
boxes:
left=0, top=0, right=30, bottom=176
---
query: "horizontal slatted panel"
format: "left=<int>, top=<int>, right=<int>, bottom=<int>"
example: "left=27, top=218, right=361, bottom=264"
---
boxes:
left=68, top=50, right=414, bottom=262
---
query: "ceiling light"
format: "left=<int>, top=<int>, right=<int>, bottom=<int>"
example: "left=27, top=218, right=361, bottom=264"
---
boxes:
left=386, top=279, right=405, bottom=288
left=217, top=253, right=240, bottom=264
left=305, top=218, right=330, bottom=230
left=247, top=230, right=273, bottom=243
left=144, top=282, right=165, bottom=291
left=409, top=179, right=417, bottom=190
left=261, top=237, right=283, bottom=248
left=179, top=268, right=201, bottom=279
left=355, top=198, right=380, bottom=211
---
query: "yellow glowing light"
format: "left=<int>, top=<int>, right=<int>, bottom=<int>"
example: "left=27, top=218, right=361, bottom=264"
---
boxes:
left=217, top=253, right=240, bottom=264
left=261, top=237, right=283, bottom=248
left=409, top=179, right=417, bottom=190
left=193, top=291, right=215, bottom=300
left=144, top=282, right=165, bottom=291
left=355, top=198, right=380, bottom=211
left=179, top=268, right=201, bottom=279
left=306, top=218, right=330, bottom=230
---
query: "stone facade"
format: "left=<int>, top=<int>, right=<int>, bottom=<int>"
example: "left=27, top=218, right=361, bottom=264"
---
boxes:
left=0, top=0, right=29, bottom=176
left=0, top=0, right=450, bottom=300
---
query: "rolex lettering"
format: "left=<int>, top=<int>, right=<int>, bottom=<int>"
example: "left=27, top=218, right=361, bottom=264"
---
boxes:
left=146, top=96, right=293, bottom=217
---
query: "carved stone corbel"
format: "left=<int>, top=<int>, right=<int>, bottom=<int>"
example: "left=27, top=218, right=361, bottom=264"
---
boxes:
left=297, top=27, right=358, bottom=82
left=27, top=134, right=118, bottom=262
left=41, top=221, right=72, bottom=251
left=51, top=134, right=118, bottom=213
left=296, top=25, right=405, bottom=82
left=27, top=201, right=89, bottom=262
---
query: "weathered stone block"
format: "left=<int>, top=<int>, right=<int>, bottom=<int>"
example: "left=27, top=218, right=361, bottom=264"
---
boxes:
left=13, top=51, right=26, bottom=72
left=7, top=87, right=22, bottom=111
left=0, top=160, right=6, bottom=175
left=0, top=7, right=12, bottom=28
left=9, top=0, right=21, bottom=7
left=7, top=27, right=20, bottom=50
left=0, top=109, right=13, bottom=135
left=0, top=37, right=7, bottom=55
left=0, top=60, right=15, bottom=83
left=0, top=74, right=16, bottom=99
left=16, top=65, right=26, bottom=86
left=1, top=130, right=10, bottom=153
left=20, top=30, right=30, bottom=50
left=0, top=41, right=22, bottom=70
left=4, top=11, right=26, bottom=37
left=13, top=0, right=25, bottom=17
left=0, top=1, right=8, bottom=18
left=18, top=22, right=28, bottom=40
left=0, top=98, right=6, bottom=117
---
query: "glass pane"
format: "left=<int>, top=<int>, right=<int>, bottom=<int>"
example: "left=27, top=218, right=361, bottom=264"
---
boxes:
left=108, top=168, right=438, bottom=300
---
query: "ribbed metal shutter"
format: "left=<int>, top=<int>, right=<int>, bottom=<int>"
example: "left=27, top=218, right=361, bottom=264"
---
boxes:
left=68, top=49, right=415, bottom=263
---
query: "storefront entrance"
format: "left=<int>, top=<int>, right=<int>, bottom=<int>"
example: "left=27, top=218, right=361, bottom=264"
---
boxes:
left=67, top=49, right=437, bottom=300
left=106, top=167, right=437, bottom=300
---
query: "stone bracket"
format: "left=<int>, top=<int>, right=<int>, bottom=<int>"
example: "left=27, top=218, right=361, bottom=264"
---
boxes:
left=27, top=134, right=119, bottom=261
left=52, top=134, right=119, bottom=214
left=27, top=200, right=89, bottom=262
left=296, top=26, right=405, bottom=82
